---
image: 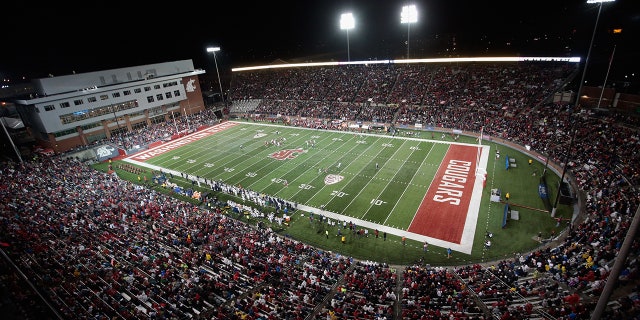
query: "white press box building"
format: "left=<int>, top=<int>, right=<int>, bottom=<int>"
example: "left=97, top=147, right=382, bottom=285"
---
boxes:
left=13, top=60, right=208, bottom=156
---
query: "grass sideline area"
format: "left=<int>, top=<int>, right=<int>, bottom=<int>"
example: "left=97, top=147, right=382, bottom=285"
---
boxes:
left=92, top=121, right=572, bottom=266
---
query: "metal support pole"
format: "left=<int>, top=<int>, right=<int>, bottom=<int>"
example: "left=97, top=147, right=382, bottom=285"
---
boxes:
left=573, top=2, right=603, bottom=110
left=542, top=153, right=550, bottom=177
left=184, top=106, right=191, bottom=132
left=172, top=111, right=179, bottom=133
left=551, top=122, right=576, bottom=217
left=553, top=0, right=607, bottom=217
left=591, top=204, right=640, bottom=319
left=597, top=45, right=616, bottom=108
left=346, top=29, right=351, bottom=62
left=110, top=105, right=125, bottom=147
left=407, top=23, right=410, bottom=59
left=213, top=51, right=224, bottom=106
left=0, top=117, right=23, bottom=163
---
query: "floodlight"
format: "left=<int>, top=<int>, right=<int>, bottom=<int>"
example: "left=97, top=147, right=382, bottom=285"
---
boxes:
left=401, top=5, right=418, bottom=59
left=340, top=13, right=355, bottom=61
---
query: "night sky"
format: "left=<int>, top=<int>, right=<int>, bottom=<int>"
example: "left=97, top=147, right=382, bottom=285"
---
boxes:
left=1, top=0, right=637, bottom=88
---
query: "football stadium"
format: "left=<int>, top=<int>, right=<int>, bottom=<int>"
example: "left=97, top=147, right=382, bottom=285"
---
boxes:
left=1, top=0, right=639, bottom=316
left=1, top=55, right=639, bottom=320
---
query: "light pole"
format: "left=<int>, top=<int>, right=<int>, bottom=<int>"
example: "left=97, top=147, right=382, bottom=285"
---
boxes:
left=550, top=119, right=576, bottom=218
left=172, top=111, right=179, bottom=133
left=401, top=4, right=418, bottom=59
left=206, top=47, right=225, bottom=106
left=581, top=2, right=625, bottom=318
left=597, top=45, right=616, bottom=108
left=340, top=12, right=355, bottom=62
left=0, top=117, right=22, bottom=163
left=574, top=0, right=614, bottom=110
left=183, top=104, right=192, bottom=132
left=110, top=105, right=126, bottom=147
left=551, top=0, right=614, bottom=217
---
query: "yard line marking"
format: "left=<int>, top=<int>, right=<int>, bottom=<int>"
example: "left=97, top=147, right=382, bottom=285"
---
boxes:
left=382, top=141, right=436, bottom=226
left=359, top=140, right=413, bottom=219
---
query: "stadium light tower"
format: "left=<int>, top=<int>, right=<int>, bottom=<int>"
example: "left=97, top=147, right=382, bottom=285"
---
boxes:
left=581, top=5, right=627, bottom=320
left=574, top=0, right=615, bottom=110
left=401, top=4, right=418, bottom=59
left=340, top=12, right=355, bottom=62
left=552, top=0, right=615, bottom=218
left=206, top=47, right=225, bottom=106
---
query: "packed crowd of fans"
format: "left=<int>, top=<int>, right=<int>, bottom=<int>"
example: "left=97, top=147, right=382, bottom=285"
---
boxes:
left=1, top=61, right=639, bottom=319
left=105, top=109, right=221, bottom=152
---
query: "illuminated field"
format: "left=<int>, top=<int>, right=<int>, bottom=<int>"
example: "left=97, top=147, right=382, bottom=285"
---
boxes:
left=125, top=122, right=494, bottom=254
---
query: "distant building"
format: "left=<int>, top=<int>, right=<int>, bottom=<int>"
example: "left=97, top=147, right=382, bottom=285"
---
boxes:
left=12, top=60, right=207, bottom=153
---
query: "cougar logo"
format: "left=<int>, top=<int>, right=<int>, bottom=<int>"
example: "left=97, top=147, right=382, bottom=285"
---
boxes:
left=96, top=145, right=116, bottom=158
left=269, top=148, right=306, bottom=160
left=324, top=174, right=344, bottom=185
left=185, top=79, right=197, bottom=92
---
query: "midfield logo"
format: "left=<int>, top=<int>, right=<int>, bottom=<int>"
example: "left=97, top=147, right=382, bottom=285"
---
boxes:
left=324, top=174, right=344, bottom=185
left=269, top=148, right=306, bottom=160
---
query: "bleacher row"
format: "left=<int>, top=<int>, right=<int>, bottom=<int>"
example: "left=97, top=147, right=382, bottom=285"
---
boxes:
left=0, top=160, right=352, bottom=319
left=1, top=61, right=639, bottom=319
left=227, top=61, right=638, bottom=320
left=226, top=64, right=640, bottom=319
left=0, top=136, right=634, bottom=319
left=228, top=62, right=575, bottom=124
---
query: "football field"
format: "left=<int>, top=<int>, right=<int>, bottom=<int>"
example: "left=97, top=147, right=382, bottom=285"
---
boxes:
left=125, top=121, right=490, bottom=254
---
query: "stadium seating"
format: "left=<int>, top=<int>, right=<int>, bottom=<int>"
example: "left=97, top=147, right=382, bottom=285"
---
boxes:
left=1, top=62, right=639, bottom=319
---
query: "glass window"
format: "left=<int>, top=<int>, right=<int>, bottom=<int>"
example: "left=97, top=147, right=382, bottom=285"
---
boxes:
left=53, top=128, right=78, bottom=138
left=74, top=99, right=84, bottom=106
left=81, top=122, right=102, bottom=130
left=131, top=121, right=147, bottom=130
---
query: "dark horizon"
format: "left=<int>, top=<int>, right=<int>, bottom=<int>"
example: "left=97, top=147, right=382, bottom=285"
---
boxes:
left=1, top=0, right=637, bottom=91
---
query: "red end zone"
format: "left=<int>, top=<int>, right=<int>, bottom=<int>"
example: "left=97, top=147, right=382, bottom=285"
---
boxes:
left=408, top=144, right=479, bottom=244
left=127, top=122, right=238, bottom=162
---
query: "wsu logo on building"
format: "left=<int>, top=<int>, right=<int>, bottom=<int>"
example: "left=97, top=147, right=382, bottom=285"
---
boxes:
left=269, top=148, right=306, bottom=160
left=185, top=79, right=197, bottom=92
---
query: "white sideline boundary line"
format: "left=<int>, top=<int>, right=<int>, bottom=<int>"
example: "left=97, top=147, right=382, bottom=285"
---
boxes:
left=123, top=121, right=490, bottom=254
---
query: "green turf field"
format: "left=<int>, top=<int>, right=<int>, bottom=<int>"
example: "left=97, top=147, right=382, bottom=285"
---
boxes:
left=119, top=121, right=572, bottom=266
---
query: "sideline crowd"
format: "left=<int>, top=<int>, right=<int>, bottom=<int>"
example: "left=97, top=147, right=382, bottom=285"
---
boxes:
left=1, top=62, right=639, bottom=319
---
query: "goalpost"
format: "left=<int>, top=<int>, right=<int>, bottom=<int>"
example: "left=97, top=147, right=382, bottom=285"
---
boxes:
left=476, top=126, right=487, bottom=187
